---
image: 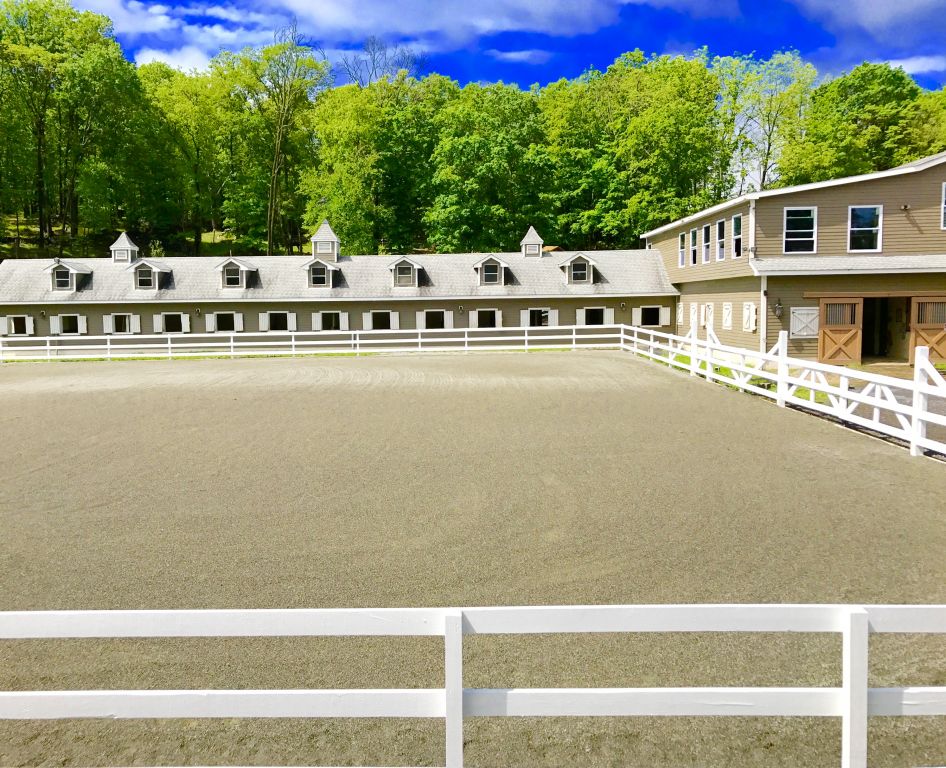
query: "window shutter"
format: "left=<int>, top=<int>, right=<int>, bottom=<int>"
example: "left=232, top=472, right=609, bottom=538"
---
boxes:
left=605, top=308, right=615, bottom=325
left=287, top=313, right=297, bottom=332
left=25, top=316, right=35, bottom=335
left=312, top=312, right=322, bottom=331
left=722, top=302, right=733, bottom=330
left=131, top=315, right=141, bottom=334
left=705, top=303, right=714, bottom=329
left=153, top=314, right=163, bottom=333
left=632, top=307, right=642, bottom=326
left=444, top=311, right=454, bottom=329
left=0, top=317, right=7, bottom=335
left=790, top=307, right=819, bottom=338
left=390, top=312, right=400, bottom=330
left=470, top=310, right=479, bottom=329
left=181, top=314, right=191, bottom=333
left=495, top=309, right=503, bottom=327
left=689, top=303, right=698, bottom=328
left=339, top=312, right=349, bottom=331
left=205, top=313, right=216, bottom=333
left=699, top=304, right=707, bottom=327
left=743, top=302, right=757, bottom=332
left=576, top=308, right=585, bottom=326
left=520, top=309, right=529, bottom=327
left=259, top=313, right=269, bottom=332
left=234, top=313, right=243, bottom=332
left=659, top=306, right=671, bottom=326
left=78, top=316, right=87, bottom=334
left=103, top=315, right=114, bottom=335
left=416, top=310, right=425, bottom=330
left=548, top=309, right=559, bottom=327
left=50, top=316, right=61, bottom=335
left=362, top=312, right=372, bottom=330
left=676, top=303, right=684, bottom=326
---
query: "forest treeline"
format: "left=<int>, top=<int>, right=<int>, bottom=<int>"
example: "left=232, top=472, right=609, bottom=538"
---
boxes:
left=2, top=0, right=946, bottom=258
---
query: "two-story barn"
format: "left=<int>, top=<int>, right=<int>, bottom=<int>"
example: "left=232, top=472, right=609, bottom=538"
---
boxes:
left=643, top=151, right=946, bottom=364
left=0, top=223, right=677, bottom=338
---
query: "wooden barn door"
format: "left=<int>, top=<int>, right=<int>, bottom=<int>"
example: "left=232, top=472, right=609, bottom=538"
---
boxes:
left=910, top=298, right=946, bottom=363
left=818, top=298, right=863, bottom=365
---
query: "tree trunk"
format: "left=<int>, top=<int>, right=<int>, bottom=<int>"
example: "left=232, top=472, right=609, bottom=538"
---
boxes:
left=35, top=117, right=46, bottom=250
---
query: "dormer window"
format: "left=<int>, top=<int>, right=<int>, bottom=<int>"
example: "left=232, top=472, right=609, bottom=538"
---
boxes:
left=560, top=254, right=597, bottom=284
left=571, top=262, right=588, bottom=282
left=483, top=263, right=500, bottom=284
left=224, top=266, right=242, bottom=287
left=473, top=256, right=508, bottom=286
left=216, top=258, right=256, bottom=289
left=525, top=243, right=540, bottom=255
left=310, top=264, right=329, bottom=286
left=45, top=260, right=91, bottom=291
left=136, top=267, right=154, bottom=289
left=53, top=268, right=72, bottom=290
left=396, top=264, right=414, bottom=286
left=520, top=225, right=544, bottom=257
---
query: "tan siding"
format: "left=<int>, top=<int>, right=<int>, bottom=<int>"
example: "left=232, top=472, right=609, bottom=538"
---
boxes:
left=764, top=274, right=946, bottom=358
left=675, top=277, right=763, bottom=349
left=755, top=164, right=946, bottom=258
left=650, top=203, right=754, bottom=284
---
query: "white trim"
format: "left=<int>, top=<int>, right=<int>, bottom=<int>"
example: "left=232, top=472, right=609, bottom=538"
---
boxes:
left=309, top=264, right=330, bottom=287
left=107, top=313, right=135, bottom=335
left=715, top=219, right=725, bottom=261
left=847, top=205, right=883, bottom=253
left=638, top=305, right=666, bottom=328
left=689, top=228, right=697, bottom=266
left=51, top=267, right=74, bottom=291
left=789, top=306, right=819, bottom=339
left=732, top=214, right=743, bottom=259
left=782, top=206, right=818, bottom=255
left=2, top=315, right=32, bottom=336
left=941, top=182, right=946, bottom=231
left=569, top=261, right=590, bottom=283
left=678, top=232, right=686, bottom=268
left=702, top=224, right=711, bottom=264
left=222, top=264, right=245, bottom=289
left=524, top=243, right=541, bottom=255
left=55, top=314, right=83, bottom=336
left=135, top=265, right=156, bottom=290
left=158, top=312, right=190, bottom=334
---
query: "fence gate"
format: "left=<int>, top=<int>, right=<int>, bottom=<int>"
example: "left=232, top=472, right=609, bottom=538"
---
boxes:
left=910, top=298, right=946, bottom=363
left=818, top=298, right=863, bottom=364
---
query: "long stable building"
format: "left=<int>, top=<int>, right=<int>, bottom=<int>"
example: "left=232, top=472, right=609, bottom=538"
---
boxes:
left=3, top=152, right=946, bottom=364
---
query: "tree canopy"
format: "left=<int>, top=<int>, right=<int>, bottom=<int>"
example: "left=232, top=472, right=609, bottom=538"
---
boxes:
left=1, top=0, right=945, bottom=258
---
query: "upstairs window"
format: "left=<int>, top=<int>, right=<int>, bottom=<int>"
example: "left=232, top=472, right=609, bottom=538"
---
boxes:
left=702, top=225, right=711, bottom=263
left=848, top=205, right=882, bottom=251
left=678, top=233, right=686, bottom=267
left=395, top=264, right=414, bottom=286
left=732, top=214, right=743, bottom=258
left=524, top=243, right=540, bottom=255
left=223, top=265, right=242, bottom=287
left=690, top=229, right=697, bottom=265
left=716, top=220, right=725, bottom=260
left=784, top=207, right=817, bottom=253
left=310, top=264, right=329, bottom=286
left=482, top=263, right=500, bottom=284
left=316, top=241, right=333, bottom=254
left=571, top=261, right=589, bottom=282
left=53, top=268, right=71, bottom=290
left=136, top=267, right=154, bottom=289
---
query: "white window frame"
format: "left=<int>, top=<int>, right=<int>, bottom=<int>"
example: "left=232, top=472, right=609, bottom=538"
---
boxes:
left=213, top=312, right=238, bottom=333
left=223, top=265, right=243, bottom=288
left=111, top=313, right=135, bottom=335
left=678, top=233, right=686, bottom=268
left=473, top=308, right=500, bottom=329
left=638, top=305, right=663, bottom=328
left=716, top=220, right=725, bottom=261
left=369, top=310, right=395, bottom=330
left=310, top=264, right=329, bottom=287
left=52, top=268, right=72, bottom=290
left=783, top=206, right=818, bottom=254
left=316, top=240, right=334, bottom=254
left=941, top=182, right=946, bottom=230
left=528, top=308, right=550, bottom=327
left=847, top=205, right=883, bottom=253
left=482, top=262, right=501, bottom=284
left=6, top=315, right=31, bottom=336
left=394, top=264, right=415, bottom=287
left=57, top=314, right=82, bottom=335
left=112, top=249, right=130, bottom=263
left=160, top=312, right=188, bottom=334
left=790, top=306, right=820, bottom=339
left=570, top=261, right=589, bottom=283
left=524, top=243, right=540, bottom=255
left=690, top=228, right=697, bottom=265
left=266, top=311, right=292, bottom=332
left=136, top=267, right=155, bottom=289
left=702, top=224, right=711, bottom=263
left=319, top=311, right=343, bottom=331
left=732, top=214, right=743, bottom=258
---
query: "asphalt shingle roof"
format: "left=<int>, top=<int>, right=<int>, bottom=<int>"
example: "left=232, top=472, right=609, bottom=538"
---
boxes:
left=751, top=255, right=946, bottom=275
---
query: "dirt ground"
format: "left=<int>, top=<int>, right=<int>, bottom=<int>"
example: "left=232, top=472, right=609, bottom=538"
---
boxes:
left=0, top=351, right=944, bottom=767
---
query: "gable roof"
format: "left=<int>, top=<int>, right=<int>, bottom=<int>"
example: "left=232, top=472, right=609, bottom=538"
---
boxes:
left=472, top=255, right=509, bottom=270
left=127, top=259, right=172, bottom=273
left=43, top=260, right=93, bottom=275
left=216, top=257, right=258, bottom=272
left=110, top=232, right=138, bottom=250
left=750, top=254, right=946, bottom=276
left=311, top=219, right=339, bottom=243
left=559, top=253, right=597, bottom=268
left=520, top=226, right=543, bottom=245
left=388, top=256, right=424, bottom=271
left=640, top=150, right=946, bottom=239
left=301, top=257, right=340, bottom=271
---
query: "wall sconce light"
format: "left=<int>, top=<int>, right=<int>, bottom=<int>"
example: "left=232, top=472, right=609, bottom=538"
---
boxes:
left=773, top=300, right=784, bottom=319
left=458, top=305, right=465, bottom=314
left=195, top=308, right=201, bottom=316
left=40, top=310, right=46, bottom=318
left=620, top=302, right=627, bottom=311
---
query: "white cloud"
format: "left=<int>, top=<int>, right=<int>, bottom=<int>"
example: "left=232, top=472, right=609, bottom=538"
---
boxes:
left=485, top=48, right=553, bottom=65
left=134, top=44, right=213, bottom=71
left=885, top=55, right=946, bottom=75
left=77, top=0, right=178, bottom=35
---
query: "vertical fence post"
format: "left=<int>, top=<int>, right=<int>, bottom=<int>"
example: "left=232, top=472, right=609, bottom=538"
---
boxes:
left=572, top=326, right=577, bottom=351
left=689, top=328, right=698, bottom=377
left=524, top=327, right=529, bottom=352
left=418, top=329, right=423, bottom=351
left=464, top=329, right=469, bottom=354
left=167, top=336, right=172, bottom=360
left=106, top=336, right=112, bottom=362
left=46, top=337, right=52, bottom=361
left=632, top=326, right=639, bottom=355
left=0, top=335, right=4, bottom=363
left=776, top=330, right=789, bottom=407
left=291, top=332, right=296, bottom=357
left=230, top=335, right=235, bottom=359
left=444, top=610, right=464, bottom=768
left=841, top=607, right=869, bottom=768
left=910, top=346, right=930, bottom=457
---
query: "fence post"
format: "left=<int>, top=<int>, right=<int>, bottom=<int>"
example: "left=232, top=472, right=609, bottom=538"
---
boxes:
left=464, top=329, right=469, bottom=354
left=0, top=335, right=4, bottom=363
left=230, top=334, right=235, bottom=359
left=354, top=331, right=359, bottom=357
left=524, top=327, right=529, bottom=351
left=689, top=328, right=698, bottom=377
left=841, top=607, right=869, bottom=768
left=910, top=346, right=930, bottom=457
left=776, top=330, right=789, bottom=407
left=46, top=337, right=52, bottom=361
left=418, top=330, right=423, bottom=351
left=632, top=326, right=639, bottom=355
left=167, top=336, right=172, bottom=360
left=444, top=610, right=464, bottom=768
left=572, top=326, right=577, bottom=351
left=291, top=332, right=296, bottom=357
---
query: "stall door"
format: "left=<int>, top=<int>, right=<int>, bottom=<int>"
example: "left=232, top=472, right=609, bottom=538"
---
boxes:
left=818, top=298, right=863, bottom=365
left=910, top=298, right=946, bottom=363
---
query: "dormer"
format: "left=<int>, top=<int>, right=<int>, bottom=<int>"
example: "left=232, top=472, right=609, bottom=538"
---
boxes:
left=559, top=253, right=597, bottom=284
left=473, top=256, right=508, bottom=286
left=44, top=259, right=92, bottom=292
left=110, top=232, right=139, bottom=263
left=127, top=259, right=171, bottom=290
left=520, top=225, right=543, bottom=257
left=389, top=257, right=423, bottom=287
left=310, top=219, right=340, bottom=262
left=216, top=258, right=257, bottom=289
left=302, top=257, right=340, bottom=288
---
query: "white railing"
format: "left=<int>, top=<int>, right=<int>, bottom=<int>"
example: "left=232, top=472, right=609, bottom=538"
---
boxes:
left=620, top=326, right=946, bottom=458
left=0, top=325, right=624, bottom=361
left=0, top=604, right=944, bottom=768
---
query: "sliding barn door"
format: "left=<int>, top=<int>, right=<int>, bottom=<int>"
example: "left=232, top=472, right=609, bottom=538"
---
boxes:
left=818, top=298, right=863, bottom=365
left=910, top=298, right=946, bottom=363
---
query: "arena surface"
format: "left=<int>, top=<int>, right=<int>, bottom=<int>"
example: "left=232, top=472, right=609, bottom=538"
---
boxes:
left=0, top=351, right=944, bottom=766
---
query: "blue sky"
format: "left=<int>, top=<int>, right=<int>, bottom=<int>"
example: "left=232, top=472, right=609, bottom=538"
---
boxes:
left=74, top=0, right=946, bottom=89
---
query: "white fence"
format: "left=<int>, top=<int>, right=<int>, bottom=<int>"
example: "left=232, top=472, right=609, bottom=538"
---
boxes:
left=620, top=325, right=946, bottom=458
left=0, top=604, right=944, bottom=768
left=2, top=323, right=945, bottom=457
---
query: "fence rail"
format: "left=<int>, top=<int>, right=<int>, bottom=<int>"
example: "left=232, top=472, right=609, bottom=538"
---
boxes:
left=1, top=604, right=944, bottom=768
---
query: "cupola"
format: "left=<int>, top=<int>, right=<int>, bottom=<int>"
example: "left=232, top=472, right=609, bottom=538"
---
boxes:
left=110, top=232, right=139, bottom=263
left=520, top=225, right=543, bottom=257
left=310, top=220, right=340, bottom=262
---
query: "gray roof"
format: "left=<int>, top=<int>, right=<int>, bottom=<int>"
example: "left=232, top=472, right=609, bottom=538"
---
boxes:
left=0, top=249, right=677, bottom=304
left=311, top=220, right=339, bottom=242
left=751, top=255, right=946, bottom=276
left=520, top=226, right=543, bottom=245
left=110, top=232, right=138, bottom=250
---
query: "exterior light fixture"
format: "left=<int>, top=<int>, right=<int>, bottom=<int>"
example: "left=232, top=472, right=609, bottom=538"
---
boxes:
left=773, top=300, right=783, bottom=319
left=458, top=305, right=465, bottom=314
left=196, top=308, right=201, bottom=315
left=620, top=302, right=627, bottom=311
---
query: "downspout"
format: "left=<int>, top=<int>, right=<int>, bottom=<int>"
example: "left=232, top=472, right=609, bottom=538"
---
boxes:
left=750, top=198, right=766, bottom=353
